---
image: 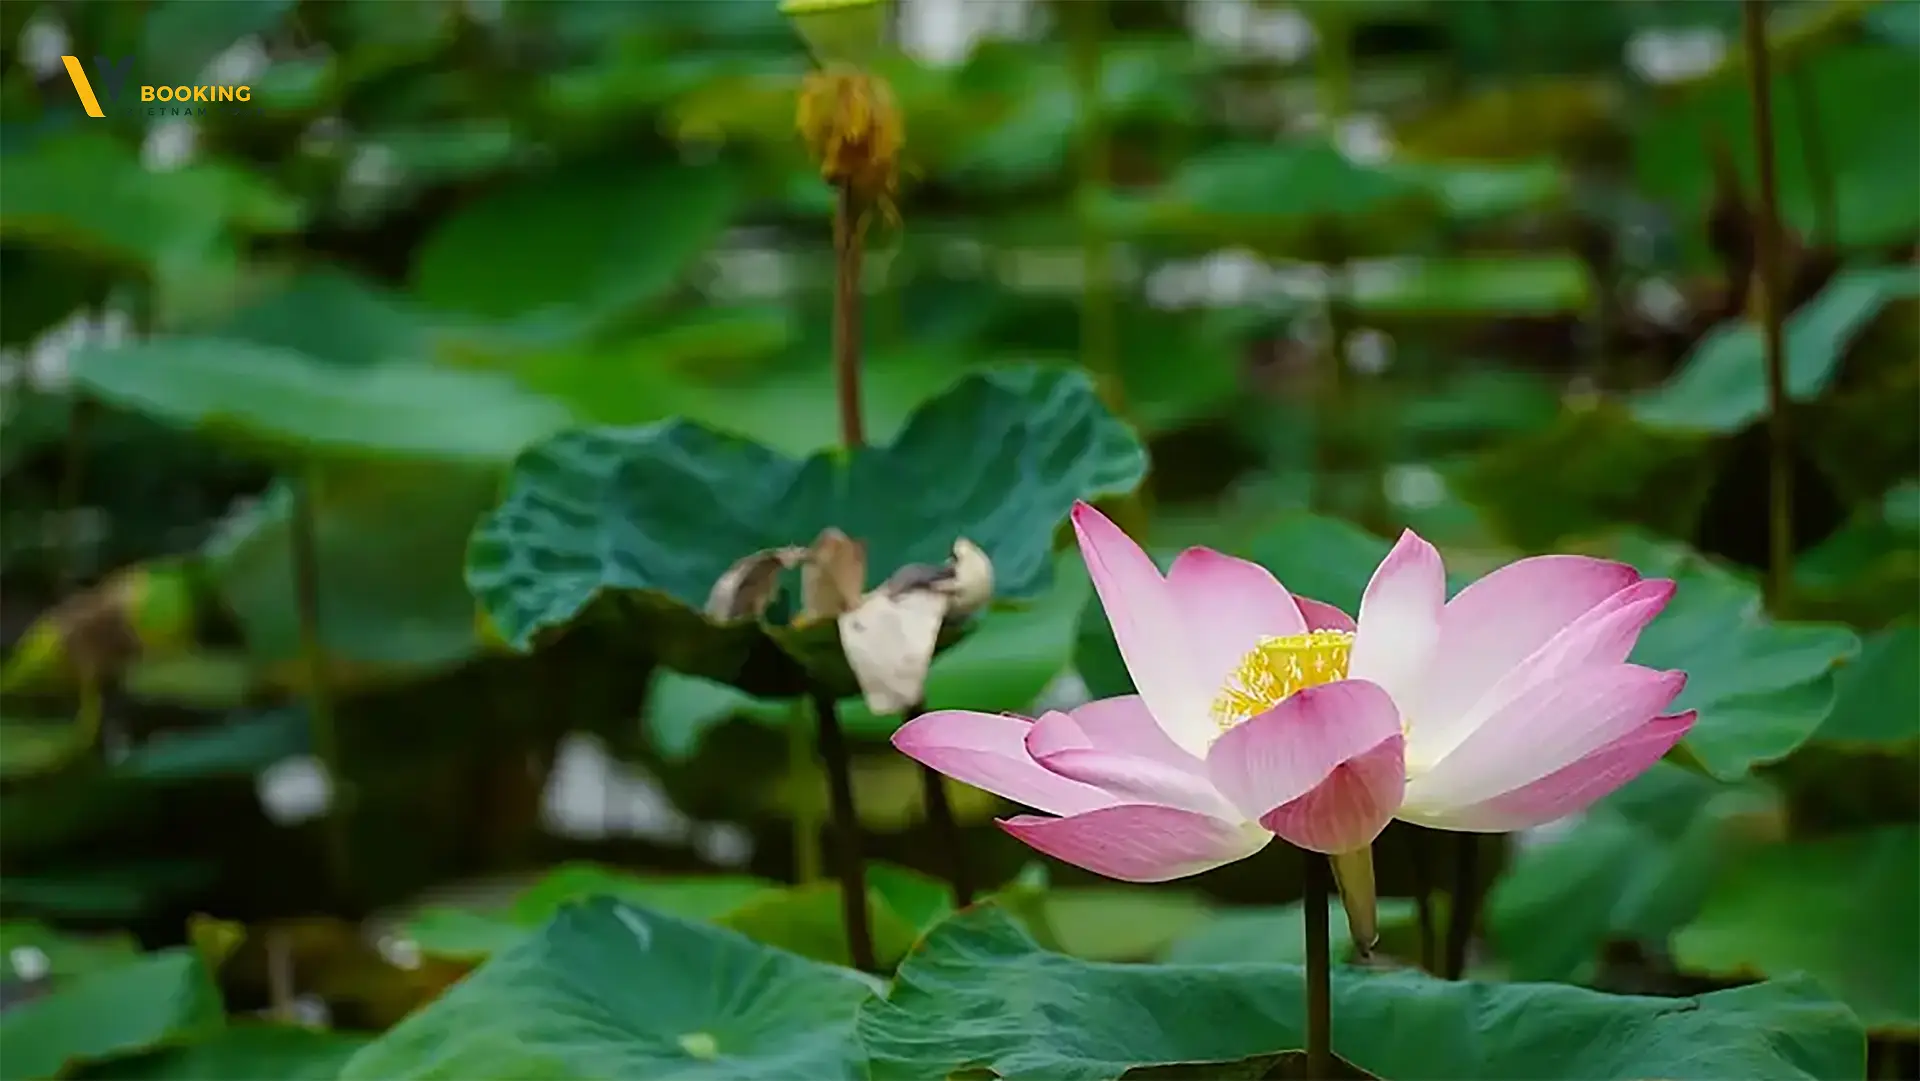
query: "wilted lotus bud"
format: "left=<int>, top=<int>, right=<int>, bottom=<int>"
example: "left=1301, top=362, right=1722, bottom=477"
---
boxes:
left=796, top=64, right=904, bottom=214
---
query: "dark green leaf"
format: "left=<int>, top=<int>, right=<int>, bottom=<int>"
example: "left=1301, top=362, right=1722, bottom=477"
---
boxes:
left=0, top=950, right=224, bottom=1081
left=1485, top=763, right=1783, bottom=983
left=1636, top=46, right=1920, bottom=257
left=341, top=898, right=876, bottom=1081
left=0, top=922, right=140, bottom=980
left=70, top=340, right=570, bottom=466
left=409, top=161, right=743, bottom=325
left=1808, top=626, right=1920, bottom=750
left=1675, top=825, right=1920, bottom=1033
left=468, top=367, right=1145, bottom=697
left=71, top=1026, right=370, bottom=1081
left=1634, top=265, right=1920, bottom=434
left=204, top=468, right=510, bottom=678
left=857, top=904, right=1864, bottom=1081
left=1163, top=899, right=1420, bottom=967
left=1619, top=537, right=1861, bottom=779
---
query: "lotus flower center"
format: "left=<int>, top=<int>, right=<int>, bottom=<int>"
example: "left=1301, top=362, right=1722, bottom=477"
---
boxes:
left=1210, top=629, right=1354, bottom=732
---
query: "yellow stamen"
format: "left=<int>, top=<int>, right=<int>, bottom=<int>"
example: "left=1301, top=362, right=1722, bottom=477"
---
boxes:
left=1211, top=629, right=1354, bottom=731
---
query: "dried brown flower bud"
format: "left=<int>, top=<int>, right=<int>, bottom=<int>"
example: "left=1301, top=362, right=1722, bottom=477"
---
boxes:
left=796, top=64, right=903, bottom=217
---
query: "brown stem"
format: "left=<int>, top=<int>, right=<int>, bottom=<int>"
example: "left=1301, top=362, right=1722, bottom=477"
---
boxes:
left=1303, top=850, right=1334, bottom=1080
left=1443, top=833, right=1479, bottom=979
left=811, top=688, right=875, bottom=971
left=909, top=701, right=973, bottom=907
left=1743, top=0, right=1795, bottom=613
left=832, top=186, right=866, bottom=449
left=1407, top=826, right=1437, bottom=975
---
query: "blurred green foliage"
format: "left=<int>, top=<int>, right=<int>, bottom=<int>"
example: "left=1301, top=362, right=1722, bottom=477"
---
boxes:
left=0, top=0, right=1915, bottom=1078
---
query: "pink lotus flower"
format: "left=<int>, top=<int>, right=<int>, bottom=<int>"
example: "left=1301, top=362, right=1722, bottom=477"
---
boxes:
left=893, top=502, right=1694, bottom=944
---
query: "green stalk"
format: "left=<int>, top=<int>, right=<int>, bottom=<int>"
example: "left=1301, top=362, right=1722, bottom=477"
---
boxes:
left=1443, top=833, right=1479, bottom=979
left=1407, top=826, right=1438, bottom=974
left=1742, top=0, right=1795, bottom=612
left=289, top=470, right=351, bottom=898
left=1302, top=850, right=1334, bottom=1080
left=1312, top=8, right=1356, bottom=518
left=789, top=700, right=824, bottom=884
left=1068, top=0, right=1151, bottom=539
left=1070, top=0, right=1120, bottom=416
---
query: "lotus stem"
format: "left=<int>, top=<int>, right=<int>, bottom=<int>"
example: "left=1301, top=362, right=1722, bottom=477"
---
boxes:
left=789, top=700, right=825, bottom=884
left=1067, top=0, right=1153, bottom=539
left=1311, top=7, right=1355, bottom=518
left=1443, top=833, right=1479, bottom=979
left=1303, top=850, right=1334, bottom=1080
left=290, top=470, right=351, bottom=897
left=811, top=688, right=876, bottom=970
left=1742, top=0, right=1795, bottom=614
left=1069, top=0, right=1120, bottom=418
left=1408, top=826, right=1438, bottom=974
left=832, top=186, right=867, bottom=449
left=908, top=702, right=974, bottom=907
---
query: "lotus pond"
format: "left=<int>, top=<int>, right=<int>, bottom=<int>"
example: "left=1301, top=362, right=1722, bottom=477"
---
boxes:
left=0, top=1, right=1915, bottom=1079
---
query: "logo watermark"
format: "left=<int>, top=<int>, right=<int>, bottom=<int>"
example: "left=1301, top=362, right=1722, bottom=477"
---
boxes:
left=58, top=55, right=252, bottom=118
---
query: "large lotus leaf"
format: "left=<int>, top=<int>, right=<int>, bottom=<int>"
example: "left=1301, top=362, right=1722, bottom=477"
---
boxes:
left=1794, top=481, right=1920, bottom=621
left=68, top=339, right=570, bottom=467
left=1611, top=534, right=1861, bottom=779
left=404, top=862, right=947, bottom=969
left=1485, top=762, right=1784, bottom=984
left=211, top=269, right=443, bottom=369
left=340, top=898, right=876, bottom=1081
left=1451, top=404, right=1718, bottom=550
left=71, top=1026, right=370, bottom=1081
left=1806, top=625, right=1920, bottom=751
left=408, top=159, right=743, bottom=327
left=1094, top=140, right=1437, bottom=255
left=0, top=949, right=225, bottom=1081
left=467, top=367, right=1145, bottom=697
left=1163, top=898, right=1422, bottom=967
left=204, top=466, right=507, bottom=681
left=1634, top=265, right=1920, bottom=435
left=1675, top=825, right=1920, bottom=1033
left=0, top=922, right=140, bottom=980
left=856, top=904, right=1864, bottom=1081
left=0, top=132, right=300, bottom=325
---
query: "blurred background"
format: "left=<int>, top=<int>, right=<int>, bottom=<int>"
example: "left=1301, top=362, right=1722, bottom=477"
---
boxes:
left=0, top=0, right=1915, bottom=1072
